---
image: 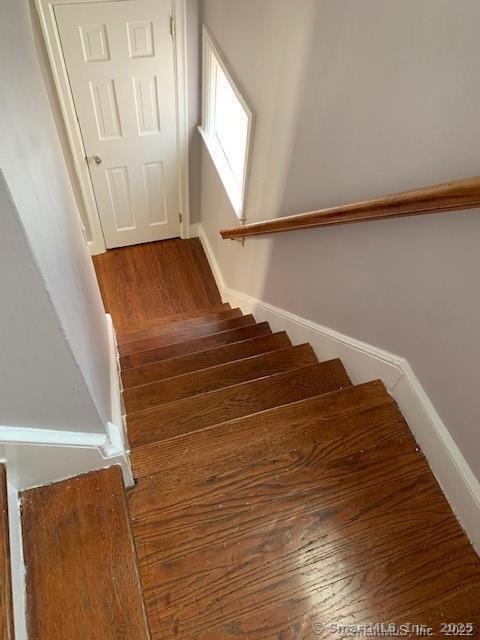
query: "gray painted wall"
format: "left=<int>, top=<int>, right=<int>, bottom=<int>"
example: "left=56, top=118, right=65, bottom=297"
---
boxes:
left=0, top=0, right=111, bottom=433
left=31, top=4, right=92, bottom=241
left=187, top=0, right=202, bottom=224
left=198, top=0, right=480, bottom=480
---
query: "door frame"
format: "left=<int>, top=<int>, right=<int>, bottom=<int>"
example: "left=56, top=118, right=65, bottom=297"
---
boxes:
left=35, top=0, right=191, bottom=255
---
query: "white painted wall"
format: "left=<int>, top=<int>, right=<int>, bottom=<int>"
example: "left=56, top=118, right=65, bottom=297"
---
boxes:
left=0, top=0, right=111, bottom=433
left=198, top=0, right=480, bottom=481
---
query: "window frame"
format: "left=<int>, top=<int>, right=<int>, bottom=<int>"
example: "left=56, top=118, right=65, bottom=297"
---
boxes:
left=199, top=26, right=254, bottom=221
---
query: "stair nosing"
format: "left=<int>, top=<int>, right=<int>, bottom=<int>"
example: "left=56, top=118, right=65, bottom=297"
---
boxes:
left=120, top=331, right=291, bottom=386
left=120, top=314, right=257, bottom=358
left=21, top=466, right=150, bottom=640
left=117, top=308, right=243, bottom=345
left=126, top=359, right=349, bottom=419
left=120, top=321, right=271, bottom=369
left=123, top=342, right=315, bottom=393
left=122, top=330, right=289, bottom=376
left=130, top=379, right=389, bottom=453
left=117, top=303, right=231, bottom=336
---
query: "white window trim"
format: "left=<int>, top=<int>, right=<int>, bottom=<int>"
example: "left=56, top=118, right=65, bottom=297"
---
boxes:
left=198, top=26, right=254, bottom=221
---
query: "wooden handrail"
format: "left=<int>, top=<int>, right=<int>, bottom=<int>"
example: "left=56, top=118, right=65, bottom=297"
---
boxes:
left=220, top=175, right=480, bottom=239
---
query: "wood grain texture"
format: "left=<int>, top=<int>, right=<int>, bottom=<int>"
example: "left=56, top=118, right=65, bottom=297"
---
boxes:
left=121, top=322, right=272, bottom=369
left=126, top=360, right=351, bottom=448
left=130, top=380, right=390, bottom=479
left=93, top=243, right=480, bottom=638
left=117, top=304, right=231, bottom=336
left=121, top=332, right=292, bottom=388
left=128, top=379, right=480, bottom=640
left=117, top=308, right=240, bottom=345
left=124, top=344, right=318, bottom=412
left=118, top=314, right=255, bottom=356
left=21, top=466, right=150, bottom=640
left=220, top=174, right=480, bottom=239
left=93, top=238, right=222, bottom=331
left=0, top=466, right=13, bottom=640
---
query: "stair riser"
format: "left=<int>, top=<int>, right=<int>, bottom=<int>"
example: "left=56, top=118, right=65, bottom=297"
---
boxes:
left=117, top=308, right=242, bottom=346
left=121, top=332, right=292, bottom=388
left=120, top=322, right=272, bottom=369
left=130, top=380, right=391, bottom=480
left=118, top=314, right=254, bottom=356
left=117, top=303, right=231, bottom=336
left=127, top=360, right=351, bottom=448
left=123, top=344, right=318, bottom=412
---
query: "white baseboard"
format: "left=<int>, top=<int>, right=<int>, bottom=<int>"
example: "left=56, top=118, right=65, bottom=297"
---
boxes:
left=189, top=222, right=200, bottom=238
left=87, top=239, right=106, bottom=256
left=106, top=313, right=129, bottom=453
left=197, top=222, right=480, bottom=554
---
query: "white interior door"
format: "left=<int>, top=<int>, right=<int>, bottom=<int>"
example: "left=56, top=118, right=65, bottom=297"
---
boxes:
left=55, top=0, right=180, bottom=248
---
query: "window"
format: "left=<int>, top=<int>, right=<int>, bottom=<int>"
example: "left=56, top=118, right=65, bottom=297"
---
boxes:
left=199, top=28, right=254, bottom=219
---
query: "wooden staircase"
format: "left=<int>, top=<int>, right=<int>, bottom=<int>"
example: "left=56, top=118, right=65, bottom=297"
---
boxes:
left=19, top=303, right=480, bottom=639
left=21, top=466, right=150, bottom=640
left=121, top=305, right=480, bottom=638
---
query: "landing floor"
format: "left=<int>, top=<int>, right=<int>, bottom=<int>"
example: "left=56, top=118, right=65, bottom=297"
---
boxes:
left=93, top=238, right=221, bottom=331
left=93, top=240, right=480, bottom=640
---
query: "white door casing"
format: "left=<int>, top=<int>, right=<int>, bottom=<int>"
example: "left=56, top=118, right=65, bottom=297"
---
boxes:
left=55, top=0, right=182, bottom=248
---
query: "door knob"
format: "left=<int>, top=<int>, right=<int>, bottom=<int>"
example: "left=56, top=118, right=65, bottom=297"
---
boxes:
left=88, top=154, right=102, bottom=165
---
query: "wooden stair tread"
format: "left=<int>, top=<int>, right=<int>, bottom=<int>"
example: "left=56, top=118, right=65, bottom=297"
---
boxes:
left=121, top=322, right=272, bottom=369
left=21, top=466, right=149, bottom=640
left=117, top=308, right=242, bottom=345
left=131, top=387, right=410, bottom=505
left=94, top=243, right=480, bottom=639
left=127, top=360, right=351, bottom=448
left=121, top=332, right=292, bottom=388
left=0, top=466, right=13, bottom=640
left=119, top=314, right=254, bottom=356
left=131, top=379, right=388, bottom=479
left=124, top=343, right=318, bottom=412
left=127, top=379, right=480, bottom=639
left=117, top=303, right=231, bottom=335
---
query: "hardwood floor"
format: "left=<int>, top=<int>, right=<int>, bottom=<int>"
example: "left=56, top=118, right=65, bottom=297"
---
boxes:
left=127, top=360, right=351, bottom=448
left=91, top=243, right=480, bottom=639
left=120, top=322, right=272, bottom=369
left=122, top=344, right=317, bottom=412
left=93, top=238, right=222, bottom=331
left=117, top=307, right=241, bottom=345
left=128, top=378, right=480, bottom=639
left=0, top=466, right=13, bottom=640
left=21, top=467, right=149, bottom=640
left=121, top=332, right=292, bottom=388
left=119, top=314, right=256, bottom=358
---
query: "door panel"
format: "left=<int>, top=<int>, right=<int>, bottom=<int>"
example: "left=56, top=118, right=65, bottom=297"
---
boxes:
left=55, top=0, right=180, bottom=248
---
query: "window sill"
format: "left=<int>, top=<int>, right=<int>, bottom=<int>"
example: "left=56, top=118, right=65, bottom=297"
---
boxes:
left=198, top=126, right=245, bottom=220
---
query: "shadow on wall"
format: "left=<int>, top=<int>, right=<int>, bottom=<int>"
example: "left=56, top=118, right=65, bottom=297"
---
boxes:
left=29, top=0, right=93, bottom=241
left=255, top=1, right=480, bottom=481
left=200, top=0, right=480, bottom=482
